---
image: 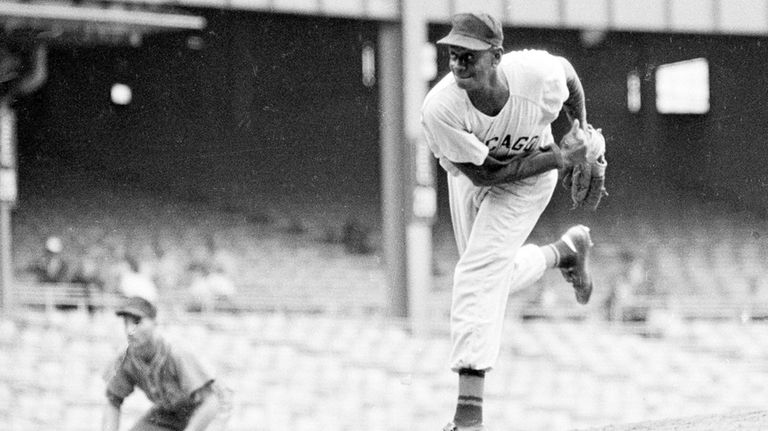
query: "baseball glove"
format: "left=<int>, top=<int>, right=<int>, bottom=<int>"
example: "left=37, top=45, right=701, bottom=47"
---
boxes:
left=562, top=124, right=608, bottom=210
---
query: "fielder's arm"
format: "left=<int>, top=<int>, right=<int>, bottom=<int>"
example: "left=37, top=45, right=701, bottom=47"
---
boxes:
left=558, top=57, right=587, bottom=130
left=101, top=401, right=120, bottom=431
left=454, top=143, right=586, bottom=187
left=184, top=385, right=222, bottom=431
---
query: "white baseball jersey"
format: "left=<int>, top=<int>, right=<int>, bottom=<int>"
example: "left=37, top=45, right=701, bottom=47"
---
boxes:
left=421, top=49, right=568, bottom=177
left=421, top=49, right=570, bottom=372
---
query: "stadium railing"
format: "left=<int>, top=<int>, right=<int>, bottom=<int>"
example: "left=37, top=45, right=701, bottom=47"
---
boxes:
left=9, top=280, right=388, bottom=317
left=622, top=294, right=768, bottom=321
left=9, top=280, right=768, bottom=324
left=9, top=281, right=121, bottom=313
left=160, top=283, right=389, bottom=316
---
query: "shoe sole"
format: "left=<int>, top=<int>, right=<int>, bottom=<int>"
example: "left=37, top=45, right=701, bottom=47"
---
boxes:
left=562, top=225, right=593, bottom=304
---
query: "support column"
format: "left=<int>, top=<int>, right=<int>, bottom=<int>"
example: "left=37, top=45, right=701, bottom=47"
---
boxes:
left=0, top=100, right=17, bottom=314
left=379, top=2, right=436, bottom=334
left=403, top=0, right=436, bottom=335
left=378, top=23, right=409, bottom=319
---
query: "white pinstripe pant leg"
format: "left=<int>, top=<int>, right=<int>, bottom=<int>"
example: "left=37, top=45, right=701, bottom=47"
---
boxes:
left=447, top=169, right=557, bottom=372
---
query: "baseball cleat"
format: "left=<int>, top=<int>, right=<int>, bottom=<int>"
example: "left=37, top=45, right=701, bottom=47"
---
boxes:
left=560, top=224, right=594, bottom=304
left=442, top=422, right=486, bottom=431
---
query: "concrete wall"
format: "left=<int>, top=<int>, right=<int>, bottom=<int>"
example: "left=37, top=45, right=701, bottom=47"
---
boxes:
left=16, top=10, right=381, bottom=218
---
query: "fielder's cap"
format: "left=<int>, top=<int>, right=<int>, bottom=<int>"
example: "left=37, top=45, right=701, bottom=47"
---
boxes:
left=115, top=296, right=157, bottom=320
left=437, top=13, right=504, bottom=50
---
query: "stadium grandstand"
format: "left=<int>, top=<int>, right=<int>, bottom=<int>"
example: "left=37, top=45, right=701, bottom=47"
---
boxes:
left=3, top=0, right=768, bottom=430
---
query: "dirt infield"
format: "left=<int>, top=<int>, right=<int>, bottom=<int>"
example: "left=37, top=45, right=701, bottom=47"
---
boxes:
left=580, top=410, right=768, bottom=431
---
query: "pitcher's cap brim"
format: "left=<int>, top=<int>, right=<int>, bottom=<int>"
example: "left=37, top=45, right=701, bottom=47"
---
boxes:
left=437, top=33, right=494, bottom=50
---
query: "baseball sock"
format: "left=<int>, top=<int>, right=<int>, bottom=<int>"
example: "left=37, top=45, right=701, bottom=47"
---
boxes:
left=454, top=369, right=485, bottom=427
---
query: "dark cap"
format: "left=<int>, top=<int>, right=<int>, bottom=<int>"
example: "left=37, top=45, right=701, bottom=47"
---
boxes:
left=115, top=296, right=157, bottom=319
left=437, top=13, right=504, bottom=50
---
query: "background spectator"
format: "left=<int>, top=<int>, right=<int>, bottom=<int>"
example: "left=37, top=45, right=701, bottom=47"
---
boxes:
left=70, top=250, right=107, bottom=314
left=28, top=235, right=69, bottom=283
left=186, top=235, right=237, bottom=312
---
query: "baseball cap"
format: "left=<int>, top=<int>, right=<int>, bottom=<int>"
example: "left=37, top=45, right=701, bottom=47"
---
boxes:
left=437, top=13, right=504, bottom=50
left=115, top=296, right=157, bottom=320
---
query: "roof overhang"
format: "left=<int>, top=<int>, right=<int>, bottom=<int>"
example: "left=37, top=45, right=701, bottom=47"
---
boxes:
left=0, top=1, right=206, bottom=46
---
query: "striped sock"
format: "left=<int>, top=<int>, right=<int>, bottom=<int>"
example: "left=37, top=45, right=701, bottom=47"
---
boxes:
left=454, top=396, right=483, bottom=427
left=454, top=369, right=484, bottom=427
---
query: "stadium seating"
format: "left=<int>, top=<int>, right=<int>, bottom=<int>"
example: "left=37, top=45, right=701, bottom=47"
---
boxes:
left=3, top=311, right=768, bottom=431
left=6, top=169, right=768, bottom=429
left=11, top=170, right=768, bottom=320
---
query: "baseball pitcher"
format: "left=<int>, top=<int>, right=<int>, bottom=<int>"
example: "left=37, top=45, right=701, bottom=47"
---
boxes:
left=420, top=12, right=606, bottom=431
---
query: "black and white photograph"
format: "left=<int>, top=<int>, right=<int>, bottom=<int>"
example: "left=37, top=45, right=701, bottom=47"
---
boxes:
left=2, top=1, right=768, bottom=430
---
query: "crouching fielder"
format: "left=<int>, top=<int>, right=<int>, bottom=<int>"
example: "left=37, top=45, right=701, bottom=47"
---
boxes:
left=420, top=12, right=599, bottom=431
left=102, top=296, right=224, bottom=431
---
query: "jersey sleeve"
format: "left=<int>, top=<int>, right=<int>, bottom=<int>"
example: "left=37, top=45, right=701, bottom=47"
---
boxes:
left=103, top=352, right=135, bottom=402
left=510, top=50, right=568, bottom=118
left=421, top=95, right=489, bottom=170
left=534, top=51, right=569, bottom=116
left=172, top=347, right=215, bottom=398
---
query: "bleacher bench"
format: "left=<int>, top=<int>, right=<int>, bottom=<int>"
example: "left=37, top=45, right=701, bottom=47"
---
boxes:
left=620, top=295, right=768, bottom=321
left=10, top=282, right=119, bottom=313
left=164, top=286, right=388, bottom=316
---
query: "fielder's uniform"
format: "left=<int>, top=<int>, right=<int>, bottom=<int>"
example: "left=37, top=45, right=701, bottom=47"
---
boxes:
left=104, top=336, right=216, bottom=431
left=421, top=49, right=569, bottom=372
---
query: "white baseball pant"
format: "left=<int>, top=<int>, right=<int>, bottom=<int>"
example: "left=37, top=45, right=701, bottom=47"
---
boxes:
left=447, top=168, right=558, bottom=371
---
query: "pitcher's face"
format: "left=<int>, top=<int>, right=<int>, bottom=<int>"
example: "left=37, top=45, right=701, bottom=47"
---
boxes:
left=448, top=46, right=499, bottom=91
